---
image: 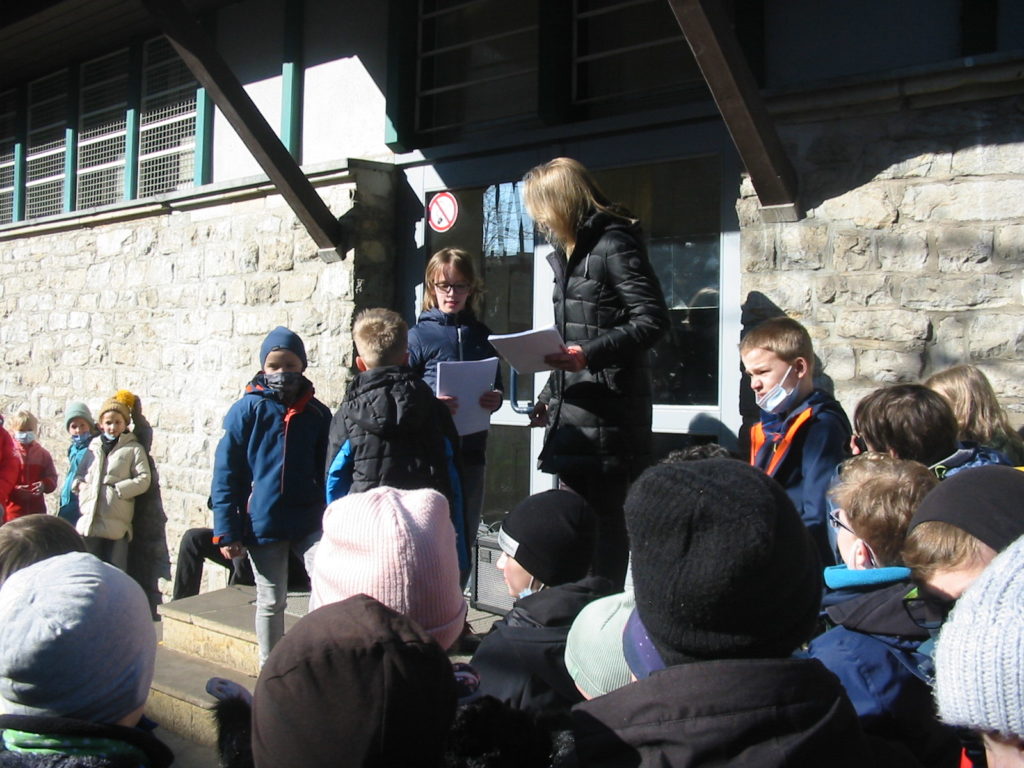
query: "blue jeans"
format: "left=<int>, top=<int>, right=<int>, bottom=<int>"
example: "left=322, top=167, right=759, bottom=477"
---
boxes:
left=247, top=529, right=320, bottom=666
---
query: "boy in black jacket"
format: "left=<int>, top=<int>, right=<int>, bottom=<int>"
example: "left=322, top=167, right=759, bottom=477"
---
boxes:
left=325, top=308, right=467, bottom=571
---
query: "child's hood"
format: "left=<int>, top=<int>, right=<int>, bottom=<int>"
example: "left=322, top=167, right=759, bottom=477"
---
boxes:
left=345, top=369, right=433, bottom=437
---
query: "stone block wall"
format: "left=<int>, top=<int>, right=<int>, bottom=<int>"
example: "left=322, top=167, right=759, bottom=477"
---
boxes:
left=0, top=167, right=396, bottom=595
left=740, top=94, right=1024, bottom=424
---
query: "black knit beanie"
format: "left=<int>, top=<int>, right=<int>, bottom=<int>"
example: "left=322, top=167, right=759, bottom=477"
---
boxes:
left=908, top=465, right=1024, bottom=553
left=498, top=489, right=596, bottom=587
left=625, top=459, right=822, bottom=664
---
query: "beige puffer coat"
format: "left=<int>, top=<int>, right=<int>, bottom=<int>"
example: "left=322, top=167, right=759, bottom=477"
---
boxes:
left=76, top=431, right=151, bottom=541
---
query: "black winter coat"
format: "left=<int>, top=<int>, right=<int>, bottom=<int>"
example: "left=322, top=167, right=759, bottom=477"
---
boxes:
left=325, top=365, right=459, bottom=502
left=539, top=211, right=669, bottom=476
left=471, top=576, right=615, bottom=713
left=571, top=657, right=922, bottom=767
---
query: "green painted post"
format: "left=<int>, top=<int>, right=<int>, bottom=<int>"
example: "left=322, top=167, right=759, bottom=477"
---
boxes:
left=63, top=65, right=78, bottom=213
left=281, top=0, right=304, bottom=161
left=124, top=45, right=143, bottom=200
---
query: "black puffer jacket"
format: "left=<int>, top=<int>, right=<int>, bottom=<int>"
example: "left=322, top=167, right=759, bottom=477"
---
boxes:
left=539, top=211, right=669, bottom=476
left=326, top=365, right=458, bottom=501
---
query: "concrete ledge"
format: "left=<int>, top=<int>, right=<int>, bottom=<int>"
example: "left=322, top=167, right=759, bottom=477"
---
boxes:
left=149, top=645, right=257, bottom=748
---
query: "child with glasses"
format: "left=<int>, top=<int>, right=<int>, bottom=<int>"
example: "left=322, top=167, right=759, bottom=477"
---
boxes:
left=807, top=453, right=961, bottom=767
left=407, top=249, right=502, bottom=582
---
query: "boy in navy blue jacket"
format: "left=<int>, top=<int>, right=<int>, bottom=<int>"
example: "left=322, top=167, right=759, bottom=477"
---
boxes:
left=325, top=308, right=468, bottom=574
left=212, top=327, right=332, bottom=666
left=741, top=316, right=851, bottom=567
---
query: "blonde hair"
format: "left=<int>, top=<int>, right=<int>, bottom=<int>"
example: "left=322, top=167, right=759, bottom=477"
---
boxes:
left=8, top=409, right=38, bottom=433
left=522, top=157, right=632, bottom=253
left=925, top=365, right=1024, bottom=456
left=421, top=248, right=483, bottom=315
left=353, top=308, right=408, bottom=368
left=739, top=316, right=815, bottom=371
left=830, top=453, right=938, bottom=566
left=903, top=520, right=989, bottom=582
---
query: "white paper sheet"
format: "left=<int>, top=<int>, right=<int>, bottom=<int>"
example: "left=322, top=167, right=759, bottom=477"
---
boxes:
left=436, top=357, right=500, bottom=436
left=487, top=326, right=566, bottom=374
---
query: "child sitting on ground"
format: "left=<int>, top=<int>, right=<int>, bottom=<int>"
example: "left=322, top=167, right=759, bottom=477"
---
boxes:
left=325, top=308, right=467, bottom=572
left=212, top=326, right=333, bottom=666
left=74, top=397, right=150, bottom=570
left=740, top=316, right=851, bottom=566
left=4, top=409, right=58, bottom=523
left=807, top=453, right=959, bottom=767
left=57, top=402, right=97, bottom=524
left=925, top=363, right=1024, bottom=466
left=853, top=383, right=1011, bottom=477
left=470, top=489, right=614, bottom=712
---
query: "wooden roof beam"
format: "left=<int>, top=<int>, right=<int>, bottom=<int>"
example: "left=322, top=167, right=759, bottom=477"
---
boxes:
left=138, top=0, right=347, bottom=259
left=667, top=0, right=801, bottom=222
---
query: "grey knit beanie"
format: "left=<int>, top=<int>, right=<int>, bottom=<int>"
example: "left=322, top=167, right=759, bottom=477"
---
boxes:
left=64, top=402, right=95, bottom=431
left=0, top=552, right=156, bottom=724
left=935, top=533, right=1024, bottom=738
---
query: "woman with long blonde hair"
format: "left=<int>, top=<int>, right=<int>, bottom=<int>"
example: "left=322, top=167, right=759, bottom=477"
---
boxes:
left=521, top=157, right=669, bottom=587
left=925, top=364, right=1024, bottom=465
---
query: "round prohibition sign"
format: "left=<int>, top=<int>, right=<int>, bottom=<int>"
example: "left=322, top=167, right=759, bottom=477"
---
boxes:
left=428, top=191, right=459, bottom=233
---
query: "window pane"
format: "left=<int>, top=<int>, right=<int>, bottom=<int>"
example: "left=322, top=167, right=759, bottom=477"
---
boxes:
left=78, top=50, right=129, bottom=209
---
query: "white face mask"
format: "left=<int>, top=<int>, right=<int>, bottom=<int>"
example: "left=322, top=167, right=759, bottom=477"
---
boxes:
left=755, top=366, right=796, bottom=414
left=14, top=431, right=35, bottom=444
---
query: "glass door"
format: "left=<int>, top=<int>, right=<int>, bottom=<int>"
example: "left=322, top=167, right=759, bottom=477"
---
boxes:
left=425, top=153, right=736, bottom=523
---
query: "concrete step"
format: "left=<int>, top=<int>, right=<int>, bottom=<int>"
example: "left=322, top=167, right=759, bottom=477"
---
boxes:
left=147, top=644, right=256, bottom=748
left=158, top=586, right=308, bottom=678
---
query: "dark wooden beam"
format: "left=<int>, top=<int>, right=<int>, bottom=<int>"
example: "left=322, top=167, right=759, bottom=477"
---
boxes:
left=138, top=0, right=345, bottom=255
left=667, top=0, right=800, bottom=222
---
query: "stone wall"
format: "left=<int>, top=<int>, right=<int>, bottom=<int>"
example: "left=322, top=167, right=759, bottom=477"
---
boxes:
left=739, top=94, right=1024, bottom=424
left=0, top=164, right=396, bottom=595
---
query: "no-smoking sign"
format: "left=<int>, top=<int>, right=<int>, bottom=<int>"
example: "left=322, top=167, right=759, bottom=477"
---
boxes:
left=428, top=191, right=459, bottom=233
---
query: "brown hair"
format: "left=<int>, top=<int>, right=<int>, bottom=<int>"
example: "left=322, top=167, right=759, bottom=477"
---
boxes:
left=853, top=384, right=958, bottom=467
left=739, top=316, right=815, bottom=370
left=522, top=157, right=632, bottom=254
left=925, top=364, right=1024, bottom=458
left=353, top=308, right=408, bottom=368
left=8, top=409, right=38, bottom=433
left=902, top=520, right=989, bottom=582
left=830, top=453, right=938, bottom=566
left=0, top=515, right=86, bottom=588
left=420, top=248, right=483, bottom=315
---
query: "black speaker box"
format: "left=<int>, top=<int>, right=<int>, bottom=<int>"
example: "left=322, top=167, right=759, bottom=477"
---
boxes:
left=471, top=531, right=514, bottom=615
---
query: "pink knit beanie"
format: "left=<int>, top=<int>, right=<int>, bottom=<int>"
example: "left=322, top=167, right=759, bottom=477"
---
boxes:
left=310, top=486, right=467, bottom=650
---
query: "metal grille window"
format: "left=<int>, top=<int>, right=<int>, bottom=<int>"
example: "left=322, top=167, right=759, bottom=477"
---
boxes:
left=78, top=50, right=129, bottom=209
left=0, top=90, right=16, bottom=225
left=573, top=0, right=702, bottom=116
left=139, top=37, right=197, bottom=198
left=416, top=0, right=539, bottom=139
left=26, top=71, right=68, bottom=219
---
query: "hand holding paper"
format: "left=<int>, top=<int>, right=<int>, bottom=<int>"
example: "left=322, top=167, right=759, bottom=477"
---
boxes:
left=436, top=357, right=499, bottom=436
left=487, top=326, right=567, bottom=374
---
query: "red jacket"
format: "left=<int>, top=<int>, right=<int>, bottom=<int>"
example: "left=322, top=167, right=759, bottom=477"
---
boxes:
left=4, top=438, right=57, bottom=522
left=0, top=429, right=19, bottom=508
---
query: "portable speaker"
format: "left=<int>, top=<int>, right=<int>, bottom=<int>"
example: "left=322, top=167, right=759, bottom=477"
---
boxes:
left=471, top=531, right=514, bottom=615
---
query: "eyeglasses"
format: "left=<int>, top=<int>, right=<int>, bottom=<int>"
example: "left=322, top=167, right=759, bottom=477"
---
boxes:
left=902, top=586, right=956, bottom=630
left=828, top=509, right=856, bottom=536
left=433, top=282, right=471, bottom=294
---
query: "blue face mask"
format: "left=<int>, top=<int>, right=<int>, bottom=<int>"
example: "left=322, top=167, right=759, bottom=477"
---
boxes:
left=14, top=431, right=34, bottom=444
left=100, top=433, right=119, bottom=445
left=756, top=366, right=800, bottom=415
left=71, top=433, right=91, bottom=447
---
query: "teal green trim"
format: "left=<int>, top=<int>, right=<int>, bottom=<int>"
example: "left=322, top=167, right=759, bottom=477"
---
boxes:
left=62, top=65, right=79, bottom=213
left=195, top=87, right=214, bottom=186
left=124, top=45, right=142, bottom=200
left=12, top=86, right=26, bottom=222
left=281, top=0, right=304, bottom=161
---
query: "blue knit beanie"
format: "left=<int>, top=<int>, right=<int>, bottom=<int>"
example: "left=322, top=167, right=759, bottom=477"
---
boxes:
left=260, top=326, right=307, bottom=370
left=64, top=402, right=95, bottom=432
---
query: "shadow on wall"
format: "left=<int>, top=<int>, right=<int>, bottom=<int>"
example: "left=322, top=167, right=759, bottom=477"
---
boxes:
left=783, top=93, right=1024, bottom=215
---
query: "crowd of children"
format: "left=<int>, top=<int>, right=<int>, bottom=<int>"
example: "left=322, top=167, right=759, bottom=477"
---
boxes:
left=1, top=160, right=1024, bottom=767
